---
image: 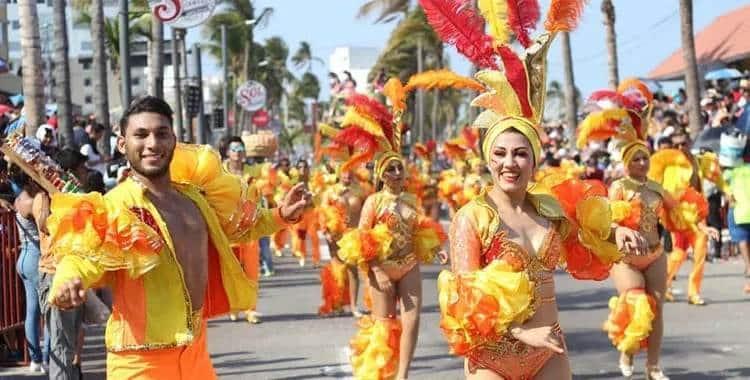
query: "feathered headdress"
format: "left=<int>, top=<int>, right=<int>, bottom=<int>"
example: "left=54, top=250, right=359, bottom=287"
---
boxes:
left=333, top=69, right=484, bottom=176
left=577, top=81, right=652, bottom=165
left=414, top=140, right=438, bottom=161
left=419, top=0, right=587, bottom=164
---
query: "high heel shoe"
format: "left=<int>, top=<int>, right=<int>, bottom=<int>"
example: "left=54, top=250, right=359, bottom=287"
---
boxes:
left=645, top=366, right=669, bottom=380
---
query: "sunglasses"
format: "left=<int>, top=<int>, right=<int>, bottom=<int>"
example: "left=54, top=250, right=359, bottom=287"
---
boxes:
left=229, top=145, right=245, bottom=153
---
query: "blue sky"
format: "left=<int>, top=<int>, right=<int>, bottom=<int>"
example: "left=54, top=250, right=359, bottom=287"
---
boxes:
left=191, top=0, right=749, bottom=100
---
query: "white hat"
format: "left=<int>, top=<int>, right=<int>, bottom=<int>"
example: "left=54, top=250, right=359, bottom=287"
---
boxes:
left=700, top=97, right=714, bottom=107
left=661, top=126, right=675, bottom=138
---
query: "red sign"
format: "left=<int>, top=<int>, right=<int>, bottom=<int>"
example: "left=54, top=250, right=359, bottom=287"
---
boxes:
left=252, top=110, right=270, bottom=128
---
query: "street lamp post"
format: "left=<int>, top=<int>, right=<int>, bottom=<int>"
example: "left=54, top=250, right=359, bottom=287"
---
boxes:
left=172, top=27, right=184, bottom=140
left=119, top=0, right=131, bottom=106
left=192, top=43, right=206, bottom=145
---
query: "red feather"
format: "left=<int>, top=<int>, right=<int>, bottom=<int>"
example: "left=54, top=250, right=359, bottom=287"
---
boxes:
left=544, top=0, right=586, bottom=33
left=419, top=0, right=498, bottom=69
left=497, top=46, right=533, bottom=118
left=588, top=90, right=640, bottom=111
left=334, top=127, right=380, bottom=172
left=461, top=127, right=479, bottom=150
left=346, top=94, right=395, bottom=144
left=507, top=0, right=541, bottom=48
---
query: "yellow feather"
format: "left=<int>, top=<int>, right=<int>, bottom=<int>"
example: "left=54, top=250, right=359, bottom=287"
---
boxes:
left=477, top=0, right=511, bottom=46
left=383, top=78, right=406, bottom=114
left=318, top=123, right=340, bottom=138
left=404, top=70, right=485, bottom=93
left=576, top=109, right=635, bottom=149
left=341, top=108, right=388, bottom=144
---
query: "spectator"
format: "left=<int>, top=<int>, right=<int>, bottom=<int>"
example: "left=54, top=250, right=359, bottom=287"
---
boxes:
left=79, top=122, right=107, bottom=175
left=725, top=155, right=750, bottom=294
left=38, top=148, right=90, bottom=379
left=35, top=124, right=58, bottom=158
left=9, top=165, right=50, bottom=373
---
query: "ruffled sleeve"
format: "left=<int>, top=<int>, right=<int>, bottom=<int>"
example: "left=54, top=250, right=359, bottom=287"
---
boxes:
left=661, top=187, right=708, bottom=234
left=46, top=192, right=163, bottom=279
left=170, top=144, right=285, bottom=242
left=336, top=223, right=393, bottom=267
left=437, top=260, right=535, bottom=355
left=550, top=179, right=623, bottom=281
left=413, top=217, right=447, bottom=264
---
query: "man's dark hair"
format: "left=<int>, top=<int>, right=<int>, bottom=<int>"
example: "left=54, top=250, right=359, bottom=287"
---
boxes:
left=56, top=148, right=87, bottom=171
left=119, top=96, right=173, bottom=135
left=227, top=136, right=244, bottom=146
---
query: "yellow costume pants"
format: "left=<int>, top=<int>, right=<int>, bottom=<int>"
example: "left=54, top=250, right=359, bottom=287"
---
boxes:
left=272, top=229, right=290, bottom=254
left=233, top=242, right=259, bottom=312
left=666, top=230, right=707, bottom=298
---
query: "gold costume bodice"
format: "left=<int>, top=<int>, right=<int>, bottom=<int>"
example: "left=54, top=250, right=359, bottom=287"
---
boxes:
left=611, top=177, right=665, bottom=248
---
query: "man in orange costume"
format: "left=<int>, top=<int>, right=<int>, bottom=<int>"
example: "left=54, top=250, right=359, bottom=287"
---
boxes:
left=47, top=97, right=311, bottom=379
left=665, top=131, right=720, bottom=305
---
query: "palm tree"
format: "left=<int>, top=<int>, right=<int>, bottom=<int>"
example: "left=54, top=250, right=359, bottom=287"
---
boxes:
left=357, top=0, right=411, bottom=23
left=679, top=0, right=702, bottom=137
left=18, top=0, right=45, bottom=136
left=73, top=1, right=145, bottom=102
left=52, top=0, right=74, bottom=149
left=602, top=0, right=619, bottom=89
left=291, top=42, right=324, bottom=72
left=560, top=32, right=578, bottom=148
left=278, top=126, right=307, bottom=154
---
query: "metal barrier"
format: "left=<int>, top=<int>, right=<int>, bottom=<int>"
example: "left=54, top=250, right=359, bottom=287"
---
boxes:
left=0, top=209, right=26, bottom=365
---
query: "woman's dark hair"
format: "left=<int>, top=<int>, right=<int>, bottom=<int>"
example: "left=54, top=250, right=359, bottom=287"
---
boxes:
left=225, top=136, right=245, bottom=155
left=86, top=170, right=106, bottom=193
left=56, top=148, right=87, bottom=172
left=119, top=96, right=173, bottom=135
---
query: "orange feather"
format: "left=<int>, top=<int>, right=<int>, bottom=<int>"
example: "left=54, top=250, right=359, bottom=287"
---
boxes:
left=544, top=0, right=587, bottom=33
left=404, top=69, right=485, bottom=93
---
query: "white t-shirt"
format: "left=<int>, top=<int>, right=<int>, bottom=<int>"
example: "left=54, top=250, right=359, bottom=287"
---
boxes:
left=80, top=143, right=107, bottom=175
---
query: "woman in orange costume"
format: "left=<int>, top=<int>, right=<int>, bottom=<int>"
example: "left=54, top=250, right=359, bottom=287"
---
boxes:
left=333, top=87, right=448, bottom=378
left=575, top=82, right=675, bottom=379
left=421, top=1, right=647, bottom=378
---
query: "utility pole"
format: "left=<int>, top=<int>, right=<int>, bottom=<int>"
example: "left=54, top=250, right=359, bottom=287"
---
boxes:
left=221, top=24, right=229, bottom=135
left=172, top=28, right=184, bottom=141
left=192, top=43, right=206, bottom=145
left=416, top=37, right=424, bottom=145
left=180, top=29, right=190, bottom=141
left=119, top=0, right=131, bottom=106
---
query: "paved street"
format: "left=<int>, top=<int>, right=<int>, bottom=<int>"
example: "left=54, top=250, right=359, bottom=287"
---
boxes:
left=3, top=249, right=749, bottom=379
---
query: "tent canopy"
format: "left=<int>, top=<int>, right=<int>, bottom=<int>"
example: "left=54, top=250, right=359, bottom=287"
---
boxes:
left=649, top=5, right=750, bottom=81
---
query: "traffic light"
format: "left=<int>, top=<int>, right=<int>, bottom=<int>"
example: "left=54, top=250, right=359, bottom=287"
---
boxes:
left=185, top=85, right=202, bottom=117
left=212, top=108, right=224, bottom=130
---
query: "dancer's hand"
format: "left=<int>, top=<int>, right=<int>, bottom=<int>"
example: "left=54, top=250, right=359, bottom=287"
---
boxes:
left=614, top=226, right=647, bottom=256
left=372, top=268, right=393, bottom=293
left=279, top=183, right=313, bottom=223
left=51, top=278, right=87, bottom=310
left=438, top=250, right=449, bottom=265
left=510, top=325, right=565, bottom=354
left=702, top=225, right=720, bottom=241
